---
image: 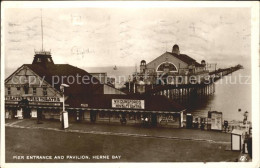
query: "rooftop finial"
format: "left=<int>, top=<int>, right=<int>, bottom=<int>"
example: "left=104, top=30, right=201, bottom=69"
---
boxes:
left=34, top=9, right=52, bottom=56
left=41, top=8, right=44, bottom=51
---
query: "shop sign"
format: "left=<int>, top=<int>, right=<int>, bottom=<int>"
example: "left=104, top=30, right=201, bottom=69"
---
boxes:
left=5, top=96, right=60, bottom=102
left=81, top=104, right=88, bottom=107
left=112, top=99, right=145, bottom=109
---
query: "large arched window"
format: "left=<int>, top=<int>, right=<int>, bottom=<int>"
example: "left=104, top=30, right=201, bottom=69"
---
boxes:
left=156, top=62, right=178, bottom=72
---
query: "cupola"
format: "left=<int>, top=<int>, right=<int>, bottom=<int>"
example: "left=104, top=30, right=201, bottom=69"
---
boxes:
left=32, top=50, right=54, bottom=67
left=172, top=44, right=180, bottom=55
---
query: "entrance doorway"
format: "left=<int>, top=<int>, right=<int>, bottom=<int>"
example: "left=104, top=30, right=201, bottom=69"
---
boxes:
left=90, top=111, right=96, bottom=122
left=18, top=98, right=30, bottom=119
left=37, top=109, right=43, bottom=120
left=23, top=108, right=31, bottom=119
left=151, top=113, right=157, bottom=126
left=186, top=114, right=193, bottom=129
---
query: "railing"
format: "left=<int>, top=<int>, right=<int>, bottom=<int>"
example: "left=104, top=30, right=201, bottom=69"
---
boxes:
left=209, top=64, right=243, bottom=75
left=34, top=50, right=51, bottom=55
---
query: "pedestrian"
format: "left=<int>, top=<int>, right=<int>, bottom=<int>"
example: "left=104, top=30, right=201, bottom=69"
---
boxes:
left=144, top=117, right=148, bottom=127
left=200, top=123, right=205, bottom=130
left=224, top=120, right=228, bottom=132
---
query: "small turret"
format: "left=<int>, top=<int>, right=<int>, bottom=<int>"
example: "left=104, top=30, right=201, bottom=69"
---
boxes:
left=201, top=60, right=206, bottom=66
left=172, top=44, right=180, bottom=55
left=140, top=60, right=146, bottom=73
left=32, top=50, right=54, bottom=67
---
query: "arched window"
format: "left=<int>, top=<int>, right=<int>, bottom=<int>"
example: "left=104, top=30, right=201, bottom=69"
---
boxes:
left=156, top=62, right=178, bottom=72
left=37, top=58, right=41, bottom=62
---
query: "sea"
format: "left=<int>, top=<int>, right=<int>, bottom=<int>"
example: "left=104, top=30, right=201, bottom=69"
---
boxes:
left=5, top=66, right=252, bottom=122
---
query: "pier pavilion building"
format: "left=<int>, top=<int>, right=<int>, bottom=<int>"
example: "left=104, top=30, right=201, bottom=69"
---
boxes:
left=130, top=44, right=210, bottom=93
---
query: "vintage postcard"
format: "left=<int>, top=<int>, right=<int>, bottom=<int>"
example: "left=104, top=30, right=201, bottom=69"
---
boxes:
left=1, top=1, right=259, bottom=168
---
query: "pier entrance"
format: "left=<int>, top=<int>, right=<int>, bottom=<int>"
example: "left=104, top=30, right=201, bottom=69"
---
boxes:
left=151, top=113, right=157, bottom=126
left=90, top=111, right=96, bottom=123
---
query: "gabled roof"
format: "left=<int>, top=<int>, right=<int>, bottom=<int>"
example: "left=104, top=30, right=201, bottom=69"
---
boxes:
left=166, top=52, right=204, bottom=67
left=166, top=52, right=197, bottom=65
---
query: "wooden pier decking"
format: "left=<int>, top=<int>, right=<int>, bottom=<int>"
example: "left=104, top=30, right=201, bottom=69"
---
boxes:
left=142, top=64, right=243, bottom=106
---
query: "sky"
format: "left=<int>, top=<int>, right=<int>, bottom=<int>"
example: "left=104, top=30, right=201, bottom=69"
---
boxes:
left=4, top=7, right=251, bottom=71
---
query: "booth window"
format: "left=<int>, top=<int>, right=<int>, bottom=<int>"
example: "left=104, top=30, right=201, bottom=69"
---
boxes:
left=136, top=113, right=141, bottom=120
left=99, top=112, right=109, bottom=118
left=33, top=87, right=36, bottom=95
left=7, top=87, right=11, bottom=95
left=43, top=87, right=47, bottom=96
left=114, top=113, right=120, bottom=119
left=129, top=113, right=136, bottom=120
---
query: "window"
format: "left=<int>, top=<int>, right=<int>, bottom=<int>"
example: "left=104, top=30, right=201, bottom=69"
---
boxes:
left=37, top=58, right=41, bottom=62
left=7, top=87, right=11, bottom=95
left=157, top=62, right=177, bottom=72
left=47, top=58, right=52, bottom=62
left=43, top=87, right=47, bottom=96
left=129, top=113, right=136, bottom=120
left=178, top=77, right=182, bottom=83
left=99, top=112, right=109, bottom=118
left=24, top=84, right=29, bottom=94
left=136, top=113, right=141, bottom=120
left=17, top=87, right=21, bottom=95
left=33, top=87, right=36, bottom=95
left=113, top=113, right=120, bottom=119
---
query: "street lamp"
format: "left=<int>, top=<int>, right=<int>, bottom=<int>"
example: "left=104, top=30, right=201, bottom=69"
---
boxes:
left=128, top=75, right=131, bottom=93
left=60, top=83, right=69, bottom=129
left=239, top=108, right=249, bottom=133
left=243, top=111, right=249, bottom=132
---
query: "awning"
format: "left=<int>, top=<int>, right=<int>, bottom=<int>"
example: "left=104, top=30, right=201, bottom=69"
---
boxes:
left=76, top=108, right=184, bottom=114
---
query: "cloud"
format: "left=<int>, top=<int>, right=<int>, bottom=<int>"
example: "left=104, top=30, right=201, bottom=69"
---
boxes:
left=4, top=8, right=251, bottom=69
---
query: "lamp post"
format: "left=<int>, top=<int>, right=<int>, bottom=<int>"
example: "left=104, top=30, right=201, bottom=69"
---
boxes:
left=60, top=83, right=69, bottom=129
left=239, top=108, right=249, bottom=133
left=243, top=111, right=249, bottom=133
left=128, top=75, right=131, bottom=93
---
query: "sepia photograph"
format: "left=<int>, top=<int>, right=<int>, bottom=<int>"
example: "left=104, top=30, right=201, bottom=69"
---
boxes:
left=1, top=1, right=259, bottom=168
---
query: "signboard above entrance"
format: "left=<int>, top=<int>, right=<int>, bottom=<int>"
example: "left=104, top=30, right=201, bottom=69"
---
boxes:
left=112, top=99, right=145, bottom=109
left=5, top=96, right=60, bottom=102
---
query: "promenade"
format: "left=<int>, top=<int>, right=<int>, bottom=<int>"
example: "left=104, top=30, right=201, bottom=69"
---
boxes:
left=5, top=119, right=240, bottom=162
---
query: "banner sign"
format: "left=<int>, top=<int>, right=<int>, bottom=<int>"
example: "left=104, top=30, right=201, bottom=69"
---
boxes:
left=180, top=111, right=183, bottom=127
left=112, top=99, right=145, bottom=109
left=63, top=112, right=69, bottom=129
left=5, top=96, right=60, bottom=102
left=211, top=112, right=222, bottom=130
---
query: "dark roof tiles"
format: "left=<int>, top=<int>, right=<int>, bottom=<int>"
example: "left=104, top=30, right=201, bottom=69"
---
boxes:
left=166, top=52, right=203, bottom=67
left=25, top=64, right=101, bottom=96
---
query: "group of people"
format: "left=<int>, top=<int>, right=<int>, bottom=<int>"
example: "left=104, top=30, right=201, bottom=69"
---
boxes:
left=141, top=117, right=149, bottom=126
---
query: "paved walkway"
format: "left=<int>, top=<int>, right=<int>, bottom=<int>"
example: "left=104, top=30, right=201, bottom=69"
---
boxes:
left=5, top=119, right=231, bottom=144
